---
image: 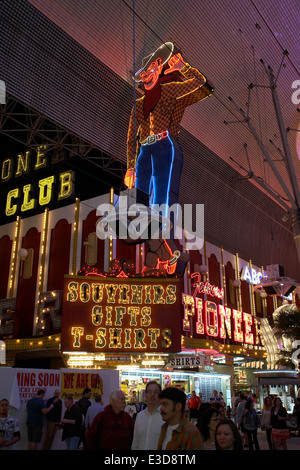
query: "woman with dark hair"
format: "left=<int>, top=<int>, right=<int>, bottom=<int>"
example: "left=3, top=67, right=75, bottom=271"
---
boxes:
left=243, top=398, right=260, bottom=450
left=196, top=408, right=221, bottom=450
left=215, top=419, right=243, bottom=451
left=270, top=397, right=290, bottom=450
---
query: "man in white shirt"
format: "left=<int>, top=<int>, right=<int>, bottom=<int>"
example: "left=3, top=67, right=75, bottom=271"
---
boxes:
left=131, top=381, right=163, bottom=450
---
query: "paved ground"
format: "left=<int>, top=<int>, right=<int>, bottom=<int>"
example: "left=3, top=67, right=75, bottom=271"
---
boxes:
left=247, top=428, right=300, bottom=451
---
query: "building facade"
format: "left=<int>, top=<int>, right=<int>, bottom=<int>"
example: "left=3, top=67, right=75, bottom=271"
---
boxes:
left=1, top=0, right=300, bottom=413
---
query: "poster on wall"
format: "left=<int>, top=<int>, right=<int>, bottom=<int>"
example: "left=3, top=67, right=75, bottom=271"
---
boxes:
left=60, top=368, right=119, bottom=404
left=0, top=368, right=119, bottom=450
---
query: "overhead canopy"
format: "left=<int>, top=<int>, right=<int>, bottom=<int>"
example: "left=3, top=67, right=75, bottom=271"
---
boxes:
left=1, top=0, right=299, bottom=277
left=259, top=377, right=300, bottom=386
left=27, top=0, right=300, bottom=214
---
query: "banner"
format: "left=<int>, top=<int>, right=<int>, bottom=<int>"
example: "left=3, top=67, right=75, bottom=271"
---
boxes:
left=0, top=367, right=119, bottom=450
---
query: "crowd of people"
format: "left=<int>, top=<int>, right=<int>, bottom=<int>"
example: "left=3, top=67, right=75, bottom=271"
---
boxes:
left=0, top=385, right=296, bottom=451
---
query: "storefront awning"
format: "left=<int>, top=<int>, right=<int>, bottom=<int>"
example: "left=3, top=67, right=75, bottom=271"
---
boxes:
left=258, top=377, right=300, bottom=386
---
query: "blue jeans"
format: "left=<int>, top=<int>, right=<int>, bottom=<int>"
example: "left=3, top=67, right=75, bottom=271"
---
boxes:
left=246, top=429, right=260, bottom=451
left=135, top=134, right=183, bottom=214
left=65, top=436, right=80, bottom=450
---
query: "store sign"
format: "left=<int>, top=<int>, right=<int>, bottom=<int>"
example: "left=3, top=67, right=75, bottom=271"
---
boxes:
left=1, top=144, right=74, bottom=218
left=17, top=370, right=60, bottom=401
left=240, top=265, right=266, bottom=285
left=182, top=272, right=263, bottom=346
left=191, top=272, right=224, bottom=299
left=61, top=276, right=182, bottom=353
left=167, top=355, right=212, bottom=369
left=182, top=296, right=263, bottom=346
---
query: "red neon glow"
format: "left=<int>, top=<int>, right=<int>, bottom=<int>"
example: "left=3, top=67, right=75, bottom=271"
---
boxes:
left=191, top=272, right=224, bottom=299
left=156, top=241, right=180, bottom=275
left=116, top=271, right=129, bottom=278
left=140, top=58, right=163, bottom=90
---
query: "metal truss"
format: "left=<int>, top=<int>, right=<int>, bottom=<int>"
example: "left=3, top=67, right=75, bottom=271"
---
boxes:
left=224, top=52, right=300, bottom=263
left=0, top=94, right=126, bottom=186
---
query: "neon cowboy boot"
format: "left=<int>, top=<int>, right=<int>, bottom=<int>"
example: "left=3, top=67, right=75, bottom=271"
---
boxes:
left=155, top=240, right=181, bottom=275
left=145, top=239, right=188, bottom=276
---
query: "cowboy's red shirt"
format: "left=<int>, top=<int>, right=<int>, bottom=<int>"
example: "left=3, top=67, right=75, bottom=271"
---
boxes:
left=127, top=63, right=214, bottom=169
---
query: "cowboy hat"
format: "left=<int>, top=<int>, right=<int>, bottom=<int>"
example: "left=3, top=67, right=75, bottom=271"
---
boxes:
left=134, top=42, right=175, bottom=82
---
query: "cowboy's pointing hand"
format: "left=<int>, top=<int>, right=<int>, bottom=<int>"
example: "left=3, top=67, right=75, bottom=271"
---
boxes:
left=124, top=168, right=136, bottom=189
left=165, top=53, right=185, bottom=74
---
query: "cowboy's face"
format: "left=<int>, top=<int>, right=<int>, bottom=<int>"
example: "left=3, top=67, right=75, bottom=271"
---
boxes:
left=140, top=58, right=163, bottom=90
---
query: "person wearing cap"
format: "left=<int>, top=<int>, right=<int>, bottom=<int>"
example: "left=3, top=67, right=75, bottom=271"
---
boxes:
left=124, top=42, right=213, bottom=273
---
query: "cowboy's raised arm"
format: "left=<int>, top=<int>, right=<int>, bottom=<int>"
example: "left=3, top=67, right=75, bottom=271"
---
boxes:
left=165, top=53, right=214, bottom=105
left=124, top=107, right=138, bottom=188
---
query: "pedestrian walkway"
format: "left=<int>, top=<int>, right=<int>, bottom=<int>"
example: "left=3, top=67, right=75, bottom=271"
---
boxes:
left=246, top=428, right=300, bottom=450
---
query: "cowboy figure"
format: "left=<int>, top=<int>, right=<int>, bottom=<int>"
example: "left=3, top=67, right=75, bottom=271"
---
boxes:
left=124, top=42, right=214, bottom=274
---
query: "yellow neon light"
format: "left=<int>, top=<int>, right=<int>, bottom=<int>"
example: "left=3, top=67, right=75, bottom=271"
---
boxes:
left=21, top=184, right=36, bottom=212
left=235, top=253, right=242, bottom=311
left=15, top=150, right=30, bottom=177
left=39, top=176, right=55, bottom=206
left=38, top=208, right=49, bottom=294
left=249, top=260, right=256, bottom=315
left=58, top=171, right=74, bottom=200
left=5, top=188, right=20, bottom=217
left=9, top=216, right=20, bottom=297
left=34, top=145, right=48, bottom=170
left=71, top=198, right=80, bottom=275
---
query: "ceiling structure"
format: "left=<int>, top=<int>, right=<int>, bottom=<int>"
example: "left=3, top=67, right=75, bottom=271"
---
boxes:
left=0, top=0, right=296, bottom=272
left=27, top=0, right=299, bottom=215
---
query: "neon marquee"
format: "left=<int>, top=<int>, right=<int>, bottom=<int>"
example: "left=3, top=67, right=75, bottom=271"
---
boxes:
left=2, top=144, right=74, bottom=217
left=61, top=276, right=182, bottom=353
left=182, top=296, right=263, bottom=347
